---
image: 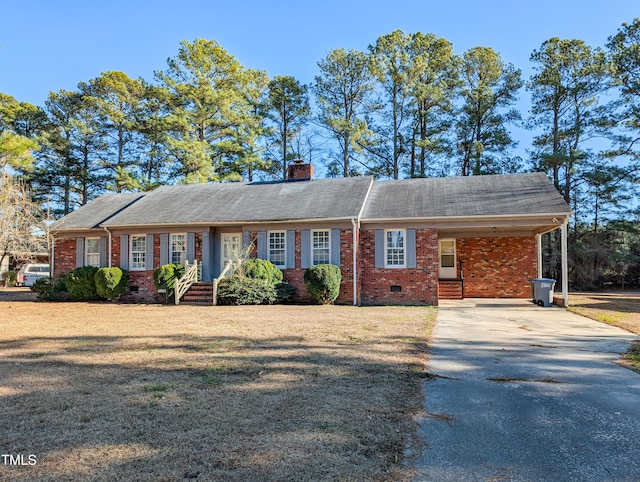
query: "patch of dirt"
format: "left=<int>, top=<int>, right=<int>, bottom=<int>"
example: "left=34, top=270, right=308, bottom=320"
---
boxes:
left=0, top=302, right=436, bottom=481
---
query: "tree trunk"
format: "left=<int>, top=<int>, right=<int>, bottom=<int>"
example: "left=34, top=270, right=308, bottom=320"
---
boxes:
left=117, top=125, right=124, bottom=192
left=282, top=117, right=288, bottom=181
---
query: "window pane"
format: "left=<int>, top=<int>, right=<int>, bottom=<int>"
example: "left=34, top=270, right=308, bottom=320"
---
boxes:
left=131, top=235, right=146, bottom=269
left=312, top=230, right=330, bottom=265
left=386, top=230, right=405, bottom=266
left=269, top=231, right=286, bottom=267
left=171, top=234, right=186, bottom=265
left=440, top=240, right=455, bottom=255
left=86, top=238, right=101, bottom=267
left=441, top=254, right=455, bottom=268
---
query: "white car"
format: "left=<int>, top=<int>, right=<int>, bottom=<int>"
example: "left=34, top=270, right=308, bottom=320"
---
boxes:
left=17, top=264, right=50, bottom=287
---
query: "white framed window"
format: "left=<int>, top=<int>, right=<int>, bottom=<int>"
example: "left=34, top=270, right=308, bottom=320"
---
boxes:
left=385, top=229, right=406, bottom=268
left=269, top=231, right=286, bottom=268
left=85, top=237, right=101, bottom=267
left=130, top=235, right=146, bottom=270
left=171, top=233, right=186, bottom=265
left=312, top=229, right=330, bottom=265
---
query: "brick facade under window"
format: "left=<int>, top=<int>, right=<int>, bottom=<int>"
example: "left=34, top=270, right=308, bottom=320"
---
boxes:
left=53, top=229, right=538, bottom=305
left=254, top=229, right=355, bottom=305
left=360, top=228, right=439, bottom=305
left=54, top=232, right=204, bottom=303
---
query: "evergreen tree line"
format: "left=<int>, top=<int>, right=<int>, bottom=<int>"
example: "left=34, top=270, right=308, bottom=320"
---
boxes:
left=1, top=21, right=640, bottom=289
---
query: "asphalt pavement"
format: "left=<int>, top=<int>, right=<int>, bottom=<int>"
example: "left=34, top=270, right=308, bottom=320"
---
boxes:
left=413, top=299, right=640, bottom=481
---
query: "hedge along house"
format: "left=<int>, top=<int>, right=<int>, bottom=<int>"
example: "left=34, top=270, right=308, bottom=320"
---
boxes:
left=50, top=162, right=572, bottom=306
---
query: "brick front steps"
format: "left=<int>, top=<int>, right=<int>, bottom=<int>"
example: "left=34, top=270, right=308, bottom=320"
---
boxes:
left=438, top=280, right=463, bottom=300
left=180, top=282, right=214, bottom=306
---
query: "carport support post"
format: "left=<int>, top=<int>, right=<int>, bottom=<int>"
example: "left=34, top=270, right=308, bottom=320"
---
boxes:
left=561, top=221, right=569, bottom=307
left=536, top=234, right=542, bottom=279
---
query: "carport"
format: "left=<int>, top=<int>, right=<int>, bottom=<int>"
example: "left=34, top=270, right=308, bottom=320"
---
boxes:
left=436, top=213, right=571, bottom=306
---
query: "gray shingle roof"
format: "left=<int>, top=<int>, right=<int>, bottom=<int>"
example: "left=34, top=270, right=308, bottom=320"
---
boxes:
left=51, top=193, right=145, bottom=231
left=361, top=172, right=571, bottom=219
left=52, top=172, right=571, bottom=231
left=102, top=176, right=374, bottom=227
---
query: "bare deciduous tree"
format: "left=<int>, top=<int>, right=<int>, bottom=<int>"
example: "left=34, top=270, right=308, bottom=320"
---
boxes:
left=0, top=171, right=48, bottom=272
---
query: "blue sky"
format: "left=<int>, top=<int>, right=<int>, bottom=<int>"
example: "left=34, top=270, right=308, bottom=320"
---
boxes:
left=1, top=0, right=637, bottom=107
left=0, top=1, right=637, bottom=165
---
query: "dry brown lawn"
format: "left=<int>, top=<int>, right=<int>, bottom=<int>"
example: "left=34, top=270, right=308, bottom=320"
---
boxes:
left=568, top=292, right=640, bottom=372
left=568, top=292, right=640, bottom=335
left=0, top=290, right=435, bottom=481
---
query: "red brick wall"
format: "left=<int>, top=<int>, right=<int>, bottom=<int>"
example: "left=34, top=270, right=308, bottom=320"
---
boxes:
left=280, top=230, right=308, bottom=302
left=53, top=238, right=76, bottom=278
left=55, top=231, right=538, bottom=304
left=112, top=235, right=121, bottom=269
left=360, top=228, right=439, bottom=305
left=121, top=232, right=204, bottom=303
left=55, top=232, right=205, bottom=303
left=457, top=236, right=537, bottom=298
left=277, top=229, right=356, bottom=305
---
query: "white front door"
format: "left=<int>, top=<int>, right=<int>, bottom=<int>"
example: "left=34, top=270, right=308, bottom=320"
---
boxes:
left=439, top=239, right=457, bottom=279
left=221, top=233, right=242, bottom=272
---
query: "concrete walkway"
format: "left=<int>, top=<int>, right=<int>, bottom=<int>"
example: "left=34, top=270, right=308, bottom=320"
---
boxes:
left=413, top=299, right=640, bottom=481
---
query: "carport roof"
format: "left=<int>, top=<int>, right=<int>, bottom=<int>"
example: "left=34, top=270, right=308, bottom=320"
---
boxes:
left=361, top=172, right=571, bottom=220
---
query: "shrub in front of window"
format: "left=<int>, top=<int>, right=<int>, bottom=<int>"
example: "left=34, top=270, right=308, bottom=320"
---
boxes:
left=275, top=282, right=297, bottom=303
left=303, top=264, right=342, bottom=304
left=65, top=266, right=100, bottom=301
left=243, top=258, right=283, bottom=284
left=31, top=276, right=68, bottom=301
left=153, top=264, right=185, bottom=302
left=216, top=275, right=277, bottom=305
left=95, top=267, right=129, bottom=301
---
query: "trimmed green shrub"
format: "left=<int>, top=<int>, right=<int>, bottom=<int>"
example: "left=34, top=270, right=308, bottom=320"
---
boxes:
left=95, top=267, right=129, bottom=301
left=304, top=264, right=342, bottom=304
left=275, top=282, right=296, bottom=303
left=2, top=270, right=17, bottom=287
left=31, top=276, right=68, bottom=301
left=216, top=275, right=277, bottom=305
left=153, top=264, right=185, bottom=301
left=243, top=258, right=283, bottom=284
left=65, top=266, right=100, bottom=301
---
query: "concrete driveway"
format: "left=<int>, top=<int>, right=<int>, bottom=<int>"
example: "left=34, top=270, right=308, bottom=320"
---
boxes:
left=413, top=299, right=640, bottom=481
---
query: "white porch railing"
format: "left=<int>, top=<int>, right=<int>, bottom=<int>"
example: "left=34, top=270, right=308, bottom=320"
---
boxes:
left=212, top=262, right=232, bottom=306
left=175, top=260, right=199, bottom=305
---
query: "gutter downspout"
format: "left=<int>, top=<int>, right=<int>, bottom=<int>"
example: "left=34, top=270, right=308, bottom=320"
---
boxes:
left=536, top=233, right=542, bottom=279
left=351, top=218, right=358, bottom=306
left=103, top=226, right=112, bottom=268
left=561, top=219, right=569, bottom=307
left=352, top=177, right=374, bottom=306
left=51, top=238, right=55, bottom=279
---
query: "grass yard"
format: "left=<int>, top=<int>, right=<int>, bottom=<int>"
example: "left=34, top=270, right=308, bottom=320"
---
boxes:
left=0, top=294, right=435, bottom=481
left=568, top=292, right=640, bottom=373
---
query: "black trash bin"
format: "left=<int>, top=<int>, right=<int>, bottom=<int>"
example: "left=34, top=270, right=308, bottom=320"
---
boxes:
left=531, top=278, right=556, bottom=307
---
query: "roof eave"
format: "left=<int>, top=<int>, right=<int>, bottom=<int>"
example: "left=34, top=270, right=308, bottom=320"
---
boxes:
left=360, top=212, right=572, bottom=224
left=99, top=216, right=360, bottom=230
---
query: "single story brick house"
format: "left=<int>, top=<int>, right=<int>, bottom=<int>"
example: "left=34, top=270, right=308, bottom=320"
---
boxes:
left=50, top=162, right=572, bottom=306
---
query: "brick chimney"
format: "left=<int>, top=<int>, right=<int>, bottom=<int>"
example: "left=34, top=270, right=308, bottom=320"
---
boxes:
left=287, top=159, right=314, bottom=181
